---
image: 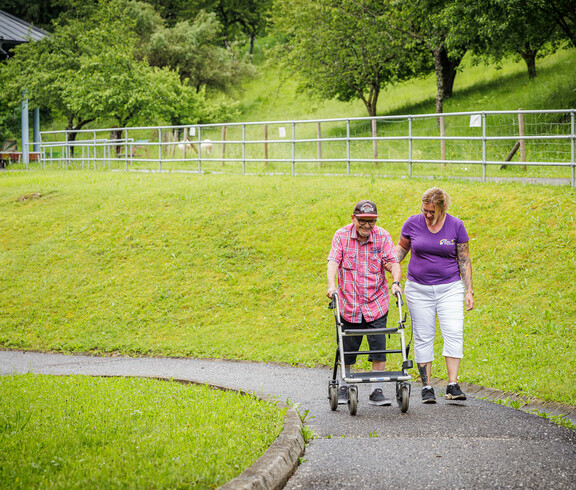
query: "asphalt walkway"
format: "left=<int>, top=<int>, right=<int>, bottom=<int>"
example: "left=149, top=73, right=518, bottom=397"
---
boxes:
left=2, top=350, right=575, bottom=489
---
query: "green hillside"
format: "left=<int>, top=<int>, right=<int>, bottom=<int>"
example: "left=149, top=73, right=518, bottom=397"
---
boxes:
left=1, top=172, right=575, bottom=405
left=233, top=48, right=576, bottom=122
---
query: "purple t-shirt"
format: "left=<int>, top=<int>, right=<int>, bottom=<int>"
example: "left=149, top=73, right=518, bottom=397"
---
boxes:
left=401, top=213, right=469, bottom=285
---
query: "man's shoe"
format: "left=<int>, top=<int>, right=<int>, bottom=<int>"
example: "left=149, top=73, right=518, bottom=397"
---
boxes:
left=369, top=388, right=392, bottom=406
left=338, top=385, right=349, bottom=404
left=445, top=383, right=467, bottom=400
left=421, top=387, right=437, bottom=404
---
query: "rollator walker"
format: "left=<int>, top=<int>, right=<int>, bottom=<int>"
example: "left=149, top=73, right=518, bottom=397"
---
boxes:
left=328, top=291, right=413, bottom=415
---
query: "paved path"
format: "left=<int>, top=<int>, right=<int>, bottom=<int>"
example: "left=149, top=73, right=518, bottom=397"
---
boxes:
left=2, top=350, right=575, bottom=488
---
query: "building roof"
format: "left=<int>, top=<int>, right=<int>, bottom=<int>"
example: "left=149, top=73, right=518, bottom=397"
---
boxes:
left=0, top=9, right=48, bottom=56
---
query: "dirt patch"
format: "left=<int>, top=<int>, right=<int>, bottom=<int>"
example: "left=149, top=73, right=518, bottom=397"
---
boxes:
left=17, top=192, right=42, bottom=202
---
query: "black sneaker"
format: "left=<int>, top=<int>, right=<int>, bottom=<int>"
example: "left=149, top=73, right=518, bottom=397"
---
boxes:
left=422, top=387, right=436, bottom=403
left=369, top=388, right=392, bottom=406
left=338, top=385, right=349, bottom=404
left=445, top=383, right=467, bottom=400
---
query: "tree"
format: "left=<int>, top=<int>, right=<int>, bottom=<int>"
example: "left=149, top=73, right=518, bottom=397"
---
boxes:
left=144, top=10, right=254, bottom=92
left=391, top=0, right=468, bottom=114
left=274, top=0, right=429, bottom=117
left=535, top=0, right=576, bottom=48
left=447, top=0, right=563, bottom=79
left=0, top=0, right=207, bottom=154
left=143, top=0, right=273, bottom=58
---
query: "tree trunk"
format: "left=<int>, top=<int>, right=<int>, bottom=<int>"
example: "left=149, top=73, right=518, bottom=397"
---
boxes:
left=520, top=46, right=538, bottom=79
left=66, top=113, right=96, bottom=158
left=432, top=46, right=464, bottom=114
left=249, top=33, right=256, bottom=62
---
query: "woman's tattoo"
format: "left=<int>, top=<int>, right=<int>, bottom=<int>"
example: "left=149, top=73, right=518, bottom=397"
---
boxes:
left=396, top=246, right=408, bottom=263
left=456, top=242, right=473, bottom=291
left=418, top=363, right=429, bottom=386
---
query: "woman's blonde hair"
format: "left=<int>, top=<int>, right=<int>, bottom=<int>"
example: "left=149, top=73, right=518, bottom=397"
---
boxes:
left=421, top=187, right=450, bottom=226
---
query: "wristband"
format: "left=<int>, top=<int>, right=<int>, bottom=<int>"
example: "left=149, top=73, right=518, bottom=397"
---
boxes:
left=392, top=281, right=401, bottom=286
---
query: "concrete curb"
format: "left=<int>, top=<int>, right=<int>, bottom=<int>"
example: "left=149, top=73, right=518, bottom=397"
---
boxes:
left=431, top=378, right=576, bottom=424
left=220, top=406, right=304, bottom=490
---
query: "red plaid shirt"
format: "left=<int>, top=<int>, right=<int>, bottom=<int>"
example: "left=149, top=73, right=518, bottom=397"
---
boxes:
left=328, top=223, right=398, bottom=323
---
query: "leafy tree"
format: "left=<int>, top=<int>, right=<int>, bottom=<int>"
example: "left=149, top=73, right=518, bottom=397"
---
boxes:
left=534, top=0, right=576, bottom=48
left=147, top=0, right=272, bottom=58
left=0, top=0, right=206, bottom=153
left=391, top=0, right=468, bottom=114
left=144, top=10, right=254, bottom=92
left=274, top=0, right=429, bottom=117
left=447, top=0, right=564, bottom=79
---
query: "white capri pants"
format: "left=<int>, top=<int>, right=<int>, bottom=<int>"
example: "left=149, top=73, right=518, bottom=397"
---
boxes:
left=404, top=279, right=465, bottom=363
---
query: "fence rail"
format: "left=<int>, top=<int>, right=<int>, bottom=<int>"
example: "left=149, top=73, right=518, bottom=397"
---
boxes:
left=14, top=109, right=576, bottom=186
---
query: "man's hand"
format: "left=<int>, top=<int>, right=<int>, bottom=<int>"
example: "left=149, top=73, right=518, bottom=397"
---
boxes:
left=391, top=283, right=402, bottom=297
left=326, top=287, right=338, bottom=299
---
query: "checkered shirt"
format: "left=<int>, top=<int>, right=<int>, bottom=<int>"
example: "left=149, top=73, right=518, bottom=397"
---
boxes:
left=327, top=223, right=399, bottom=323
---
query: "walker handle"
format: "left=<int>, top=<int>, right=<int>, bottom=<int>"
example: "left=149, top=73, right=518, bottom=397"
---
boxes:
left=395, top=290, right=404, bottom=307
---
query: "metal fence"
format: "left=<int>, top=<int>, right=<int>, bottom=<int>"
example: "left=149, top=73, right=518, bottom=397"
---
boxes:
left=24, top=109, right=576, bottom=186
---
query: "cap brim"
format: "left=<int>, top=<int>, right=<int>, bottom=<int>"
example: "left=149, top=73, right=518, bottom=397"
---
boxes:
left=355, top=213, right=378, bottom=218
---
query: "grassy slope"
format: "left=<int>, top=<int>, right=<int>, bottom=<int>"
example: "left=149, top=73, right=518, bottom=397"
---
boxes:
left=0, top=374, right=283, bottom=488
left=0, top=172, right=575, bottom=405
left=232, top=48, right=576, bottom=121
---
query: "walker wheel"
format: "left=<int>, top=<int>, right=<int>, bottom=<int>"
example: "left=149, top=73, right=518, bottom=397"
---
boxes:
left=328, top=383, right=338, bottom=411
left=399, top=384, right=410, bottom=413
left=348, top=386, right=358, bottom=416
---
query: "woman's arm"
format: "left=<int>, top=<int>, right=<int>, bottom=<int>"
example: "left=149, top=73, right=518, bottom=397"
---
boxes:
left=396, top=236, right=411, bottom=263
left=456, top=242, right=474, bottom=311
left=383, top=236, right=410, bottom=273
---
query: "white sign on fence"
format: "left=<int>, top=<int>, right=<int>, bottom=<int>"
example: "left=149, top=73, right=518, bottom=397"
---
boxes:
left=190, top=127, right=196, bottom=136
left=469, top=114, right=482, bottom=127
left=278, top=127, right=286, bottom=138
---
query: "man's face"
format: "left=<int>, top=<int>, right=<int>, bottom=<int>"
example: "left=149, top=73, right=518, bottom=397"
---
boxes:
left=352, top=215, right=377, bottom=239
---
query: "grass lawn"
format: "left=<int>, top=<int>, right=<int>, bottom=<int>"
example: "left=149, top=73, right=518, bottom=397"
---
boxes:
left=0, top=373, right=284, bottom=489
left=0, top=171, right=574, bottom=406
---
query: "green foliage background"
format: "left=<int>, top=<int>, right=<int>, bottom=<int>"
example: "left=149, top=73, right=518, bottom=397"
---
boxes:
left=1, top=172, right=574, bottom=405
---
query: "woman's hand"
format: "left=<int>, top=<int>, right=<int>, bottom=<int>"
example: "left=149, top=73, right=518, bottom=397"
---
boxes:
left=465, top=291, right=475, bottom=311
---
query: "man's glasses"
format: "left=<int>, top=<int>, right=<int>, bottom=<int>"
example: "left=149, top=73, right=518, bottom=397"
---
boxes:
left=355, top=217, right=377, bottom=226
left=421, top=207, right=436, bottom=216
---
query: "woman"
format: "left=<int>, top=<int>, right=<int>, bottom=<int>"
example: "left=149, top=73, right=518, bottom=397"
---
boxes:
left=395, top=187, right=474, bottom=403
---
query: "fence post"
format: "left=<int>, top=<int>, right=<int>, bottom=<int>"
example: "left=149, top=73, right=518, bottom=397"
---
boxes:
left=346, top=119, right=350, bottom=175
left=440, top=116, right=446, bottom=169
left=518, top=109, right=526, bottom=171
left=482, top=112, right=487, bottom=182
left=317, top=122, right=322, bottom=168
left=291, top=122, right=296, bottom=176
left=408, top=116, right=413, bottom=178
left=242, top=124, right=246, bottom=175
left=93, top=131, right=97, bottom=171
left=222, top=125, right=227, bottom=167
left=197, top=126, right=202, bottom=173
left=571, top=110, right=575, bottom=188
left=372, top=119, right=378, bottom=167
left=263, top=124, right=268, bottom=167
left=124, top=129, right=128, bottom=171
left=158, top=128, right=163, bottom=172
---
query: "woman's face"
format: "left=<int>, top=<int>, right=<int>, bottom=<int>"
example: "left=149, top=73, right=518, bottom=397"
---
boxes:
left=421, top=202, right=437, bottom=225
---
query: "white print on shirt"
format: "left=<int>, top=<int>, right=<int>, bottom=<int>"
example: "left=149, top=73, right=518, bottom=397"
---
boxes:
left=439, top=239, right=455, bottom=245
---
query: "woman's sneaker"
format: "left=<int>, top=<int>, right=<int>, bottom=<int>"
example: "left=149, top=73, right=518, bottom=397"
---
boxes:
left=421, top=387, right=436, bottom=403
left=445, top=383, right=467, bottom=400
left=369, top=388, right=392, bottom=406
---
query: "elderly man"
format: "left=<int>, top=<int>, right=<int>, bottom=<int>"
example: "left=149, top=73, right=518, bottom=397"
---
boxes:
left=327, top=200, right=402, bottom=406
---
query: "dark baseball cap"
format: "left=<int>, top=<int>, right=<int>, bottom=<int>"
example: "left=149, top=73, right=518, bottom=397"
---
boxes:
left=353, top=200, right=378, bottom=217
